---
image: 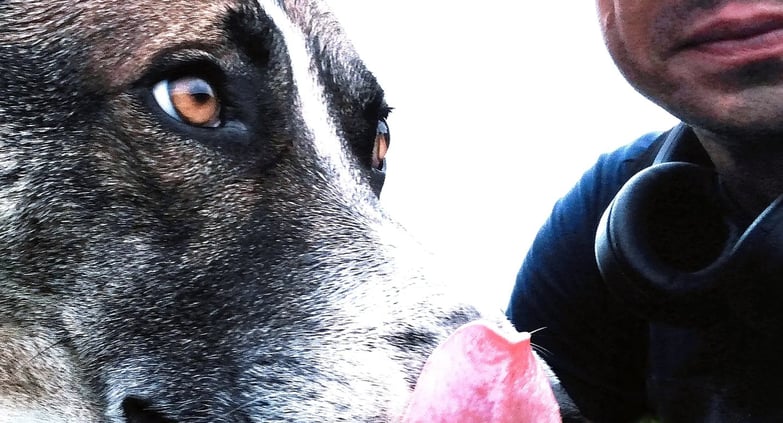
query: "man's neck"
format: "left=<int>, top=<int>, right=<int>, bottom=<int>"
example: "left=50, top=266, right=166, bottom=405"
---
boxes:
left=694, top=127, right=783, bottom=217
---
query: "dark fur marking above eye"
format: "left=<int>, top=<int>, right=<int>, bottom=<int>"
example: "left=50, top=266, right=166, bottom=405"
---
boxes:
left=224, top=7, right=274, bottom=68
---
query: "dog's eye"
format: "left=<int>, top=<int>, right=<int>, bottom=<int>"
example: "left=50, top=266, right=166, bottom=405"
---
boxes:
left=152, top=77, right=221, bottom=128
left=372, top=119, right=390, bottom=169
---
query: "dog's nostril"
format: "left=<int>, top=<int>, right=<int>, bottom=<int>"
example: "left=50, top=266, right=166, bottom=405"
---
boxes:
left=122, top=397, right=177, bottom=423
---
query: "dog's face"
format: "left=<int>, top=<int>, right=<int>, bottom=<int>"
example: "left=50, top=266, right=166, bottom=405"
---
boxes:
left=0, top=1, right=482, bottom=421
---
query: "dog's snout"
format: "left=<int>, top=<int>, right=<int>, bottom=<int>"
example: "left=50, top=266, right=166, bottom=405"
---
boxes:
left=122, top=397, right=177, bottom=423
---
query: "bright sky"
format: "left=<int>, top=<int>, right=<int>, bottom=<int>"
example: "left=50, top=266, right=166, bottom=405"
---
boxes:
left=328, top=1, right=678, bottom=308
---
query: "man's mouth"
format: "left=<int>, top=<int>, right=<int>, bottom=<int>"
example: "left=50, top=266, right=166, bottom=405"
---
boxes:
left=675, top=3, right=783, bottom=66
left=396, top=321, right=561, bottom=423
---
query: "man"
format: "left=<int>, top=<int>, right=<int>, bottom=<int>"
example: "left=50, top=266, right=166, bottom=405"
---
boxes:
left=507, top=1, right=783, bottom=421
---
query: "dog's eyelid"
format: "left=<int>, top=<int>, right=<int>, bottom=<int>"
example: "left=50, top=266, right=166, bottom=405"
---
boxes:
left=147, top=47, right=223, bottom=73
left=379, top=104, right=393, bottom=120
left=135, top=47, right=228, bottom=92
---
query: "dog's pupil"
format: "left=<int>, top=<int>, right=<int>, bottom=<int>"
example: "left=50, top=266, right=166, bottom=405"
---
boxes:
left=191, top=93, right=212, bottom=104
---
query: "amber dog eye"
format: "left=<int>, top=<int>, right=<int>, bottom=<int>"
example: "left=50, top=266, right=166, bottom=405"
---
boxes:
left=152, top=76, right=221, bottom=128
left=372, top=119, right=390, bottom=169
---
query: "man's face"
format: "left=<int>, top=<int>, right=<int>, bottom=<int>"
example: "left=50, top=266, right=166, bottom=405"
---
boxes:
left=598, top=0, right=783, bottom=139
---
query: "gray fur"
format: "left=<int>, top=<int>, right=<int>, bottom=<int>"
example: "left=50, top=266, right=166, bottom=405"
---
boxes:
left=0, top=1, right=577, bottom=422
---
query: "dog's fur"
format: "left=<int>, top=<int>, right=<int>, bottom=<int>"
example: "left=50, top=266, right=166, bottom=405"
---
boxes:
left=0, top=1, right=490, bottom=421
left=0, top=1, right=581, bottom=422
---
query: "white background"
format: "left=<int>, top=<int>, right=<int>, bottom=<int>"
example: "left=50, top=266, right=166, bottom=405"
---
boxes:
left=328, top=1, right=678, bottom=308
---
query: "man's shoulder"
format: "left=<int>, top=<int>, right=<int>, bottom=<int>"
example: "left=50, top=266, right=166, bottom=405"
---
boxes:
left=560, top=128, right=674, bottom=222
left=590, top=128, right=673, bottom=186
left=609, top=129, right=669, bottom=167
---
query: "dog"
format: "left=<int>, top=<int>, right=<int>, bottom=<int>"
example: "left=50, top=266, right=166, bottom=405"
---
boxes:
left=0, top=1, right=579, bottom=421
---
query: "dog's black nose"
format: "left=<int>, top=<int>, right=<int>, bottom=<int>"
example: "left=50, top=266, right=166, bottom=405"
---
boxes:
left=122, top=397, right=177, bottom=423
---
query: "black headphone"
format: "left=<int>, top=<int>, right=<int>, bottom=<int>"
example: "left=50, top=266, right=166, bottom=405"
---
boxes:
left=595, top=124, right=783, bottom=332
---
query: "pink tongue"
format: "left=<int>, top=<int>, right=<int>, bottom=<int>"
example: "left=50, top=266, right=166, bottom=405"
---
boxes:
left=397, top=321, right=561, bottom=423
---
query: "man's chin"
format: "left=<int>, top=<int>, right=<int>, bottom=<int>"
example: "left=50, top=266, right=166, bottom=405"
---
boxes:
left=658, top=87, right=783, bottom=147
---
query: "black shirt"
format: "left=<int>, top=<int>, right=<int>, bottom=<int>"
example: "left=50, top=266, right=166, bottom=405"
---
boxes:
left=508, top=125, right=783, bottom=422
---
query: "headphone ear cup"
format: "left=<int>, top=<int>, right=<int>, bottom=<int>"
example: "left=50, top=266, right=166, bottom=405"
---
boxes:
left=595, top=162, right=732, bottom=326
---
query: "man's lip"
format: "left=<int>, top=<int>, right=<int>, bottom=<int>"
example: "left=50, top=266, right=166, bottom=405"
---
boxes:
left=681, top=18, right=783, bottom=48
left=674, top=5, right=783, bottom=62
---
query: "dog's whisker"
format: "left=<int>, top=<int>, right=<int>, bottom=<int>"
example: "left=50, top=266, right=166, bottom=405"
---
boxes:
left=531, top=342, right=554, bottom=358
left=529, top=326, right=548, bottom=336
left=224, top=396, right=268, bottom=417
left=25, top=337, right=69, bottom=367
left=528, top=327, right=554, bottom=357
